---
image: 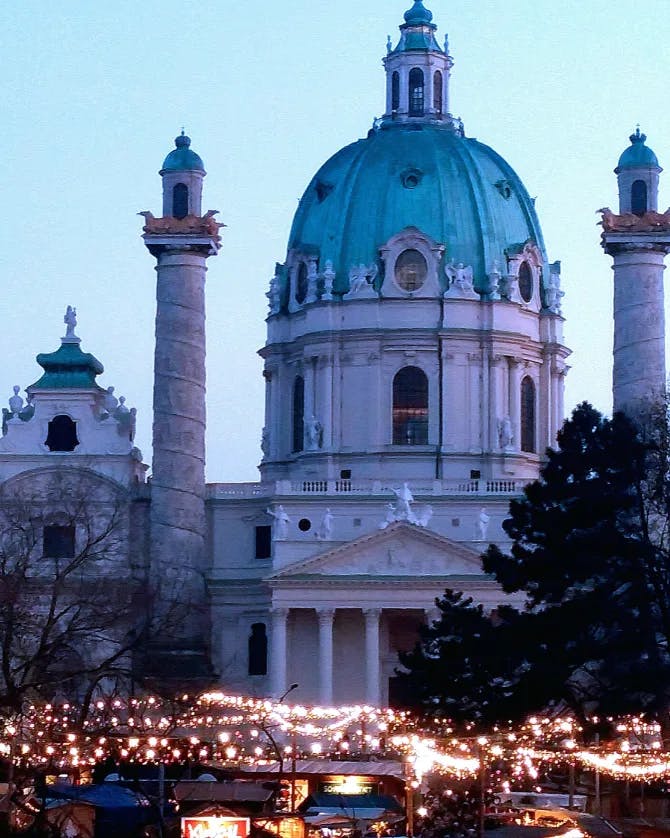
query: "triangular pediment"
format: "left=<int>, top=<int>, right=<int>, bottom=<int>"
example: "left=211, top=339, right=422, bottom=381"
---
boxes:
left=269, top=522, right=483, bottom=580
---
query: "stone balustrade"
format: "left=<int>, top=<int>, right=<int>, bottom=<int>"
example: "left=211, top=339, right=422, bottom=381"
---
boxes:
left=207, top=477, right=529, bottom=500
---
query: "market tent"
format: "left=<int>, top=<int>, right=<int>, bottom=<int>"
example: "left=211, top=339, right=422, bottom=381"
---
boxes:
left=47, top=783, right=153, bottom=838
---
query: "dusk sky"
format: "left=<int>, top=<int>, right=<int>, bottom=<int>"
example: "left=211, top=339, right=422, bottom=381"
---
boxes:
left=2, top=0, right=669, bottom=481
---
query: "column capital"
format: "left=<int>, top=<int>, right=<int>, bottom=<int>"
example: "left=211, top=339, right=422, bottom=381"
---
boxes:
left=363, top=607, right=382, bottom=622
left=271, top=607, right=289, bottom=620
left=317, top=607, right=335, bottom=624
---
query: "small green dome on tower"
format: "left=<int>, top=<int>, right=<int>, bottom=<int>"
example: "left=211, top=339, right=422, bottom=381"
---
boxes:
left=616, top=127, right=659, bottom=171
left=404, top=0, right=434, bottom=26
left=160, top=131, right=205, bottom=173
left=31, top=342, right=105, bottom=390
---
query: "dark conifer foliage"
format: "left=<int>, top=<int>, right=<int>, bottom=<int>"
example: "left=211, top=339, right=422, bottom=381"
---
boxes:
left=399, top=402, right=670, bottom=724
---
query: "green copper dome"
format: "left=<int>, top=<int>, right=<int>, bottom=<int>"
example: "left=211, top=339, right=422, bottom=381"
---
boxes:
left=30, top=341, right=104, bottom=390
left=616, top=128, right=659, bottom=171
left=160, top=132, right=205, bottom=173
left=287, top=123, right=546, bottom=295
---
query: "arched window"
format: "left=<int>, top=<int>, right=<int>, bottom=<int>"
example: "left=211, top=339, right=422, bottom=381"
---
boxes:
left=408, top=68, right=424, bottom=116
left=172, top=183, right=189, bottom=219
left=248, top=623, right=268, bottom=676
left=391, top=71, right=400, bottom=111
left=631, top=180, right=648, bottom=217
left=295, top=263, right=308, bottom=304
left=292, top=376, right=305, bottom=453
left=518, top=261, right=533, bottom=302
left=45, top=415, right=78, bottom=452
left=393, top=367, right=428, bottom=445
left=433, top=70, right=443, bottom=114
left=520, top=376, right=536, bottom=453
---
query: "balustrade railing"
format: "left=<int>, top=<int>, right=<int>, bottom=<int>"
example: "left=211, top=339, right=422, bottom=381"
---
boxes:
left=208, top=477, right=529, bottom=499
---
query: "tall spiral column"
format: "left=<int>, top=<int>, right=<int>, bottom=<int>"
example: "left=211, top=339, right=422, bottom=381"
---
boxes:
left=141, top=133, right=221, bottom=678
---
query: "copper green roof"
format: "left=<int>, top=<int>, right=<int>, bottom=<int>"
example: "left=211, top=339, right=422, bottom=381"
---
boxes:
left=404, top=0, right=434, bottom=26
left=616, top=128, right=660, bottom=171
left=30, top=341, right=104, bottom=390
left=160, top=132, right=205, bottom=173
left=286, top=122, right=546, bottom=296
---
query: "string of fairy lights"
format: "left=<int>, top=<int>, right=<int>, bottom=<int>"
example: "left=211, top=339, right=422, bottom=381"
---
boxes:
left=1, top=692, right=670, bottom=784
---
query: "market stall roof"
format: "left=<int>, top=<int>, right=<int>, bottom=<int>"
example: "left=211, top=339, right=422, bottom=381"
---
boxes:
left=299, top=791, right=404, bottom=823
left=231, top=759, right=405, bottom=779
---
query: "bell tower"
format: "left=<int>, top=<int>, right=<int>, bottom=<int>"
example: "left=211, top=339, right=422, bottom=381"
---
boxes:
left=601, top=129, right=670, bottom=420
left=141, top=133, right=222, bottom=678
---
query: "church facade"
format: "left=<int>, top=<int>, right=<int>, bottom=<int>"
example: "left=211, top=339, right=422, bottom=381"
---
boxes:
left=2, top=1, right=664, bottom=708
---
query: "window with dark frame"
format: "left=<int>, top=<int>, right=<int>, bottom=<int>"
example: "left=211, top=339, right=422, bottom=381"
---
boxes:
left=45, top=415, right=79, bottom=452
left=292, top=376, right=305, bottom=453
left=391, top=71, right=400, bottom=111
left=248, top=623, right=268, bottom=676
left=520, top=376, right=536, bottom=453
left=295, top=263, right=309, bottom=304
left=518, top=261, right=533, bottom=303
left=172, top=182, right=189, bottom=219
left=408, top=67, right=424, bottom=116
left=433, top=70, right=443, bottom=114
left=255, top=525, right=272, bottom=559
left=393, top=366, right=429, bottom=445
left=631, top=180, right=648, bottom=216
left=43, top=525, right=75, bottom=559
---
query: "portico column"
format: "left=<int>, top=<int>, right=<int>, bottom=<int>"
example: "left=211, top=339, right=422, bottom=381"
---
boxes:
left=364, top=608, right=382, bottom=707
left=271, top=608, right=289, bottom=697
left=317, top=608, right=335, bottom=705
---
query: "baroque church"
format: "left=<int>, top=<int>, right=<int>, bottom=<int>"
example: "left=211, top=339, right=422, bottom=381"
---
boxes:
left=0, top=0, right=666, bottom=707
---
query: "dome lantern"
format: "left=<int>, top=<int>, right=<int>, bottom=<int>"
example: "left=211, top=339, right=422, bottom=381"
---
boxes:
left=615, top=127, right=662, bottom=215
left=159, top=130, right=206, bottom=218
left=382, top=1, right=456, bottom=127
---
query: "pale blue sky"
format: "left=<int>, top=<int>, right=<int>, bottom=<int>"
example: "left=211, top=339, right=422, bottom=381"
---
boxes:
left=1, top=0, right=669, bottom=480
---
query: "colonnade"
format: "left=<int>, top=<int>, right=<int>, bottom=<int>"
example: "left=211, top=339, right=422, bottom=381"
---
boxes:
left=270, top=606, right=425, bottom=707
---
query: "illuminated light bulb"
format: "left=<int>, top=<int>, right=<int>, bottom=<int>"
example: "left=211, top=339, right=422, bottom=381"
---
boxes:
left=148, top=737, right=158, bottom=747
left=225, top=746, right=237, bottom=759
left=146, top=749, right=155, bottom=759
left=218, top=732, right=230, bottom=743
left=310, top=743, right=322, bottom=754
left=128, top=738, right=140, bottom=749
left=173, top=749, right=181, bottom=759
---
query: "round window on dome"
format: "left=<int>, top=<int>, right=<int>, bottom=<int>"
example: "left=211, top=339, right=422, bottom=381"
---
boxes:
left=518, top=261, right=533, bottom=303
left=395, top=249, right=428, bottom=292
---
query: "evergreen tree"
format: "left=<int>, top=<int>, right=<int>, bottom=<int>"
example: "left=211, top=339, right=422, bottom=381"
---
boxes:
left=399, top=402, right=670, bottom=723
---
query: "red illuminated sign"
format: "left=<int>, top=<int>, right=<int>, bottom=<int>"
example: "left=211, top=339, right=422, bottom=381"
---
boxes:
left=181, top=816, right=251, bottom=838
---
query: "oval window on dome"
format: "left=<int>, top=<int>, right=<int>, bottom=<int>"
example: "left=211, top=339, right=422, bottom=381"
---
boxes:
left=518, top=261, right=533, bottom=303
left=395, top=249, right=428, bottom=292
left=295, top=263, right=308, bottom=304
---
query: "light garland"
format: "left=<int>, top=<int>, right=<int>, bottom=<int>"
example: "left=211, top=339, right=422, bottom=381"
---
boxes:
left=2, top=694, right=670, bottom=786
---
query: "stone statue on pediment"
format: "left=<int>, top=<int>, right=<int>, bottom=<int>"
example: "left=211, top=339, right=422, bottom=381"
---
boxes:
left=444, top=261, right=478, bottom=299
left=267, top=505, right=290, bottom=540
left=317, top=508, right=334, bottom=541
left=344, top=263, right=378, bottom=299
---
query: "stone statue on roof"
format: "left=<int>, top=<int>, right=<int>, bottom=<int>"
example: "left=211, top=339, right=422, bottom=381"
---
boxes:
left=64, top=305, right=77, bottom=338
